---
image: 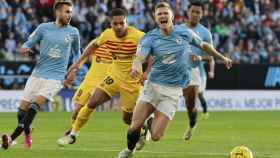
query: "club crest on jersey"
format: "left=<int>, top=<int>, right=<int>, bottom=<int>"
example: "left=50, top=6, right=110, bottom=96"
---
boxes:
left=176, top=36, right=182, bottom=44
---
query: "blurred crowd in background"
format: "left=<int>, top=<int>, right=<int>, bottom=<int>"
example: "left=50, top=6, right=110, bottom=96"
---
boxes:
left=0, top=0, right=280, bottom=63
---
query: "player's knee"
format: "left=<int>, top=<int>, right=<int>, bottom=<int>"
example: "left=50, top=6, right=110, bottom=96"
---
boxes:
left=87, top=99, right=98, bottom=109
left=151, top=132, right=163, bottom=141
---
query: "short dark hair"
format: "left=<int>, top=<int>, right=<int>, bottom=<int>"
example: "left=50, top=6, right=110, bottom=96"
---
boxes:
left=188, top=1, right=204, bottom=11
left=109, top=8, right=128, bottom=17
left=54, top=0, right=73, bottom=11
left=154, top=1, right=173, bottom=12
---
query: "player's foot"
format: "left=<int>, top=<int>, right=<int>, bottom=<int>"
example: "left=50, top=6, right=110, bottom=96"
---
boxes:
left=57, top=135, right=76, bottom=146
left=115, top=148, right=134, bottom=158
left=135, top=134, right=145, bottom=150
left=24, top=134, right=32, bottom=149
left=183, top=126, right=196, bottom=141
left=1, top=134, right=12, bottom=150
left=201, top=112, right=210, bottom=120
left=24, top=128, right=32, bottom=149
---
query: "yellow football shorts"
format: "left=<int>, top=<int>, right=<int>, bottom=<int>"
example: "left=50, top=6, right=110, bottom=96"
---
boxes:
left=97, top=74, right=141, bottom=113
left=72, top=77, right=104, bottom=106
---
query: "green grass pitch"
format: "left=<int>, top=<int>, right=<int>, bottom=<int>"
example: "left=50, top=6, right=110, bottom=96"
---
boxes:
left=0, top=111, right=279, bottom=158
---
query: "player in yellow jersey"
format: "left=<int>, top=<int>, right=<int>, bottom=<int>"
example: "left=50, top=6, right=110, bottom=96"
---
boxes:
left=63, top=43, right=112, bottom=136
left=57, top=8, right=145, bottom=146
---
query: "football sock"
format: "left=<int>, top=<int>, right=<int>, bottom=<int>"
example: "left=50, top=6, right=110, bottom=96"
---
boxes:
left=189, top=111, right=197, bottom=128
left=18, top=108, right=33, bottom=135
left=72, top=104, right=95, bottom=133
left=71, top=109, right=79, bottom=125
left=146, top=116, right=153, bottom=132
left=17, top=108, right=26, bottom=124
left=11, top=103, right=39, bottom=140
left=199, top=94, right=208, bottom=113
left=127, top=128, right=141, bottom=151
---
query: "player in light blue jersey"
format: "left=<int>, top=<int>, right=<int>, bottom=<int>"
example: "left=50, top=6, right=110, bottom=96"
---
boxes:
left=182, top=1, right=217, bottom=141
left=116, top=2, right=232, bottom=158
left=1, top=0, right=80, bottom=150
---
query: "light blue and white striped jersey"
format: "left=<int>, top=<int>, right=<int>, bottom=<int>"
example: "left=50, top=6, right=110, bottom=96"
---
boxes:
left=23, top=22, right=80, bottom=81
left=137, top=25, right=203, bottom=87
left=185, top=23, right=213, bottom=78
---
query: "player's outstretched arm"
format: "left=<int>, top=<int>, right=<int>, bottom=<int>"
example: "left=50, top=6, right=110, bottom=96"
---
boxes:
left=201, top=42, right=232, bottom=69
left=68, top=40, right=99, bottom=72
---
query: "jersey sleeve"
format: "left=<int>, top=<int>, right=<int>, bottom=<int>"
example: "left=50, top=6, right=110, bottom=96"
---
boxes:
left=71, top=29, right=81, bottom=63
left=188, top=29, right=203, bottom=48
left=22, top=24, right=44, bottom=48
left=136, top=34, right=152, bottom=59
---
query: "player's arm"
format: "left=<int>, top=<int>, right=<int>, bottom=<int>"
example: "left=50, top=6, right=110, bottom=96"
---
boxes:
left=200, top=42, right=231, bottom=69
left=20, top=24, right=43, bottom=56
left=131, top=36, right=152, bottom=78
left=189, top=31, right=232, bottom=69
left=68, top=39, right=99, bottom=73
left=208, top=56, right=215, bottom=79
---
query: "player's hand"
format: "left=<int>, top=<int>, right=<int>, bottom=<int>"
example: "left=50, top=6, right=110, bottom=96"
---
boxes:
left=190, top=54, right=202, bottom=62
left=20, top=47, right=33, bottom=56
left=64, top=68, right=78, bottom=88
left=63, top=79, right=72, bottom=89
left=68, top=63, right=79, bottom=74
left=208, top=71, right=215, bottom=79
left=223, top=57, right=232, bottom=69
left=141, top=71, right=149, bottom=85
left=130, top=69, right=141, bottom=79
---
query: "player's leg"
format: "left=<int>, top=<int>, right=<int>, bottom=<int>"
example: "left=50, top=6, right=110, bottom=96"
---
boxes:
left=116, top=101, right=154, bottom=158
left=149, top=91, right=178, bottom=141
left=64, top=81, right=93, bottom=135
left=183, top=67, right=200, bottom=140
left=183, top=85, right=199, bottom=140
left=57, top=88, right=111, bottom=146
left=2, top=77, right=62, bottom=150
left=150, top=111, right=171, bottom=141
left=116, top=80, right=156, bottom=158
left=57, top=76, right=117, bottom=146
left=72, top=76, right=116, bottom=134
left=119, top=83, right=150, bottom=150
left=198, top=77, right=209, bottom=119
left=122, top=111, right=133, bottom=125
left=2, top=95, right=47, bottom=150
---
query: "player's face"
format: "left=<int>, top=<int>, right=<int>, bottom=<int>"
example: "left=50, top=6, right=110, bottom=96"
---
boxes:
left=56, top=4, right=73, bottom=25
left=188, top=5, right=203, bottom=25
left=155, top=7, right=174, bottom=30
left=111, top=16, right=128, bottom=38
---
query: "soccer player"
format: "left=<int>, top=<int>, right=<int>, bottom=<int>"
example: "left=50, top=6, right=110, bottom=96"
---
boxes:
left=115, top=2, right=232, bottom=158
left=1, top=0, right=80, bottom=150
left=62, top=42, right=112, bottom=136
left=182, top=1, right=216, bottom=140
left=57, top=8, right=145, bottom=146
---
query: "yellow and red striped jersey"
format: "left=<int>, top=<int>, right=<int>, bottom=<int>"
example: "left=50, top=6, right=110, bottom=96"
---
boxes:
left=95, top=26, right=145, bottom=79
